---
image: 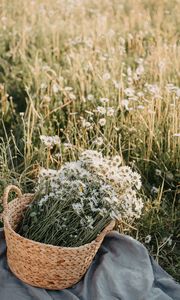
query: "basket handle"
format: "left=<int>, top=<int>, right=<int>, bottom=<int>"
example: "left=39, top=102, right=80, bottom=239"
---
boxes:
left=2, top=185, right=22, bottom=216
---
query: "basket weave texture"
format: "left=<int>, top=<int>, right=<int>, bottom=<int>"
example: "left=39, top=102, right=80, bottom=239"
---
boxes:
left=1, top=185, right=115, bottom=290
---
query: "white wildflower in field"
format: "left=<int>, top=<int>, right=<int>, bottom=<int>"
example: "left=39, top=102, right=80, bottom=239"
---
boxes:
left=173, top=133, right=180, bottom=137
left=155, top=169, right=162, bottom=176
left=124, top=87, right=135, bottom=97
left=96, top=106, right=106, bottom=114
left=40, top=135, right=60, bottom=148
left=64, top=86, right=73, bottom=92
left=113, top=80, right=121, bottom=89
left=81, top=118, right=93, bottom=129
left=121, top=99, right=129, bottom=110
left=52, top=83, right=60, bottom=93
left=145, top=235, right=151, bottom=244
left=145, top=83, right=160, bottom=96
left=100, top=97, right=109, bottom=104
left=163, top=235, right=173, bottom=247
left=87, top=94, right=94, bottom=101
left=107, top=107, right=115, bottom=116
left=94, top=137, right=104, bottom=146
left=63, top=143, right=74, bottom=149
left=40, top=83, right=47, bottom=90
left=151, top=186, right=159, bottom=194
left=98, top=118, right=106, bottom=126
left=102, top=72, right=111, bottom=81
left=135, top=64, right=144, bottom=77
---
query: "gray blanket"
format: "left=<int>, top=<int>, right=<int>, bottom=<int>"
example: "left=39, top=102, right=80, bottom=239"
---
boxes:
left=0, top=229, right=179, bottom=300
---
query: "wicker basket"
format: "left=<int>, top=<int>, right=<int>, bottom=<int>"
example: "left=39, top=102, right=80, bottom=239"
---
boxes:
left=1, top=185, right=115, bottom=290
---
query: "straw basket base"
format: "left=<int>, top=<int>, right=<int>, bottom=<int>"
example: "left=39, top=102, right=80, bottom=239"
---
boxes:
left=3, top=186, right=115, bottom=290
left=7, top=256, right=87, bottom=290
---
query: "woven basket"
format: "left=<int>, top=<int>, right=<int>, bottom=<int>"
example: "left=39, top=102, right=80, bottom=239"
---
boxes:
left=1, top=185, right=115, bottom=290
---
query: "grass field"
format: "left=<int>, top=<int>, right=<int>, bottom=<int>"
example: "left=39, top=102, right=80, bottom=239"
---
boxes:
left=0, top=0, right=179, bottom=281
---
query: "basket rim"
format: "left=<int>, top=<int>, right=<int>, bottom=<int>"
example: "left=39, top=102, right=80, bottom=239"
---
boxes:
left=4, top=194, right=115, bottom=250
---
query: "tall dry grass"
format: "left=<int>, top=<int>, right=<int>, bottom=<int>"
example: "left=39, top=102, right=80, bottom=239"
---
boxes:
left=0, top=0, right=179, bottom=280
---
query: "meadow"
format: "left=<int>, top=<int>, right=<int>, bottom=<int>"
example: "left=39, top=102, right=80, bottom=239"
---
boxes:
left=0, top=0, right=179, bottom=281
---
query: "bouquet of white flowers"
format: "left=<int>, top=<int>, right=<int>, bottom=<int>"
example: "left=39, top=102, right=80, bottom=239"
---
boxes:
left=17, top=150, right=143, bottom=247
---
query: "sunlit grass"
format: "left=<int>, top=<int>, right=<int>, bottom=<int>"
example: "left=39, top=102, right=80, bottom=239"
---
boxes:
left=0, top=0, right=179, bottom=281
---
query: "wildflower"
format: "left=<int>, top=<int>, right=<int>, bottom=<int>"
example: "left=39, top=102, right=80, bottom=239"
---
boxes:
left=173, top=133, right=180, bottom=137
left=127, top=67, right=132, bottom=77
left=112, top=155, right=122, bottom=166
left=113, top=81, right=121, bottom=89
left=167, top=236, right=173, bottom=247
left=94, top=137, right=104, bottom=146
left=40, top=135, right=60, bottom=148
left=151, top=186, right=159, bottom=194
left=40, top=83, right=47, bottom=90
left=39, top=167, right=59, bottom=178
left=102, top=72, right=111, bottom=81
left=64, top=86, right=73, bottom=92
left=98, top=118, right=106, bottom=126
left=107, top=107, right=115, bottom=116
left=121, top=99, right=129, bottom=110
left=124, top=87, right=135, bottom=97
left=63, top=143, right=74, bottom=149
left=39, top=195, right=49, bottom=206
left=100, top=97, right=109, bottom=104
left=52, top=83, right=60, bottom=93
left=135, top=64, right=144, bottom=76
left=145, top=84, right=160, bottom=96
left=72, top=203, right=84, bottom=215
left=81, top=119, right=93, bottom=129
left=86, top=216, right=94, bottom=229
left=87, top=94, right=94, bottom=101
left=155, top=169, right=162, bottom=176
left=96, top=106, right=106, bottom=115
left=145, top=235, right=151, bottom=244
